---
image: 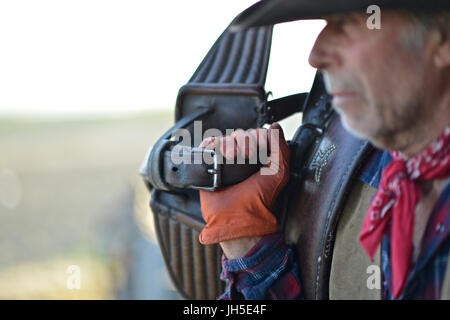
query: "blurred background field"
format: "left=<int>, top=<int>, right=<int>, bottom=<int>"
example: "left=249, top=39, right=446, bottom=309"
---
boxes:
left=0, top=111, right=182, bottom=299
left=0, top=107, right=305, bottom=300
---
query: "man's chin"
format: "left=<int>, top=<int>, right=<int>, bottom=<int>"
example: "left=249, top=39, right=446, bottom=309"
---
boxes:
left=338, top=115, right=391, bottom=150
left=337, top=113, right=372, bottom=141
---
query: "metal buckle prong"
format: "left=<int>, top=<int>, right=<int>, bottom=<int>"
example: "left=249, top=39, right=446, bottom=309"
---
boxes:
left=190, top=147, right=221, bottom=191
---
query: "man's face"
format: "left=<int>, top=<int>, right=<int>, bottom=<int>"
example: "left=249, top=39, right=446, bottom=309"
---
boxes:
left=308, top=11, right=440, bottom=150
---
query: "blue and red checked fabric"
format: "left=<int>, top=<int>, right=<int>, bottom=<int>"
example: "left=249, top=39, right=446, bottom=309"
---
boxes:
left=218, top=232, right=302, bottom=300
left=382, top=180, right=450, bottom=299
left=218, top=150, right=450, bottom=300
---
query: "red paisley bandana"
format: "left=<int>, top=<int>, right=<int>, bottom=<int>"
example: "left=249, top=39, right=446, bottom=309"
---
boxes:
left=359, top=125, right=450, bottom=299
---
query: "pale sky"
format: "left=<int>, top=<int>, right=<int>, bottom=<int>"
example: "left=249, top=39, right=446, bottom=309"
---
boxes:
left=0, top=0, right=325, bottom=117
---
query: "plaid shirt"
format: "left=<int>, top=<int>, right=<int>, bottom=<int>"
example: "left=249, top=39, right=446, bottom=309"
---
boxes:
left=218, top=150, right=450, bottom=300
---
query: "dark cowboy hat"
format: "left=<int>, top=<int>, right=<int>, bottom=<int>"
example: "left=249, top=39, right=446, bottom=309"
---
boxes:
left=230, top=0, right=450, bottom=31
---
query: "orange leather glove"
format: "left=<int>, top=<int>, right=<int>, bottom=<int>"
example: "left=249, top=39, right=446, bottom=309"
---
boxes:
left=198, top=123, right=290, bottom=245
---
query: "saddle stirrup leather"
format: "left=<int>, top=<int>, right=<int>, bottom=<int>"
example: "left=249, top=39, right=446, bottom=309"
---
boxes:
left=141, top=24, right=277, bottom=300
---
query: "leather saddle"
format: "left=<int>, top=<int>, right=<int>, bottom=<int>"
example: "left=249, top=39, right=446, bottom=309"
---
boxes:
left=140, top=22, right=374, bottom=300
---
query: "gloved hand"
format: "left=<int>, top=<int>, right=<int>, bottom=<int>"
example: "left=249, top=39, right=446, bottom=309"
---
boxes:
left=198, top=123, right=290, bottom=245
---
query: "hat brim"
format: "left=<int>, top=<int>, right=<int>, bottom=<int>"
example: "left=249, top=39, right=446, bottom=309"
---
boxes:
left=230, top=0, right=450, bottom=32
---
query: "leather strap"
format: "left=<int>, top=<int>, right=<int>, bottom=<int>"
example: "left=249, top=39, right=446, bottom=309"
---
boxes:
left=142, top=93, right=308, bottom=191
left=257, top=92, right=308, bottom=127
left=163, top=146, right=261, bottom=190
left=140, top=107, right=214, bottom=191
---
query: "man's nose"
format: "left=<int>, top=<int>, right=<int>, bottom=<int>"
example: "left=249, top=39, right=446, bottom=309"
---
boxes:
left=308, top=25, right=341, bottom=71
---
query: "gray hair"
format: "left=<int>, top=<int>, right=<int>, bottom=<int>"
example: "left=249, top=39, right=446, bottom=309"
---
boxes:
left=401, top=11, right=450, bottom=48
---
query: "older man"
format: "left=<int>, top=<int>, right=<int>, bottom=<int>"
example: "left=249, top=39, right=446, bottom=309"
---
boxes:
left=198, top=0, right=450, bottom=299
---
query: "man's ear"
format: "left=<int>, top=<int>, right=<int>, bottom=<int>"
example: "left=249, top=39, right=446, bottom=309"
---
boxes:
left=433, top=24, right=450, bottom=69
left=434, top=41, right=450, bottom=68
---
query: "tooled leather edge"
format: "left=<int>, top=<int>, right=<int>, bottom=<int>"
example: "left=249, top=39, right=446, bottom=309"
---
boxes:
left=314, top=140, right=374, bottom=299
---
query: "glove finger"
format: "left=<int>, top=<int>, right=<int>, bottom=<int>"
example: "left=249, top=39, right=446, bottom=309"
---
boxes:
left=262, top=123, right=289, bottom=176
left=252, top=128, right=269, bottom=165
left=231, top=129, right=258, bottom=160
left=218, top=135, right=238, bottom=161
left=198, top=136, right=217, bottom=149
